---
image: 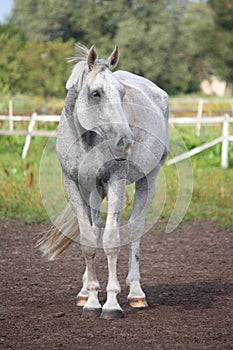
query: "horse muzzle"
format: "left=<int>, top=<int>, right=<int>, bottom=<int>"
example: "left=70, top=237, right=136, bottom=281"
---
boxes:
left=111, top=135, right=136, bottom=161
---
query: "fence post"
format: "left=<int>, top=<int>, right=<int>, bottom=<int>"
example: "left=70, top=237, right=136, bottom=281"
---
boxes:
left=9, top=98, right=14, bottom=131
left=196, top=98, right=203, bottom=136
left=22, top=112, right=37, bottom=160
left=221, top=114, right=230, bottom=169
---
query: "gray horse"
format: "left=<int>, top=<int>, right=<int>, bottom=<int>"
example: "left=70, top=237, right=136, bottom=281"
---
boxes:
left=38, top=45, right=169, bottom=319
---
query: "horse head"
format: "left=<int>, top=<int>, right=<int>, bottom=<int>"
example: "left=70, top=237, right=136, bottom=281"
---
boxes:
left=66, top=45, right=135, bottom=161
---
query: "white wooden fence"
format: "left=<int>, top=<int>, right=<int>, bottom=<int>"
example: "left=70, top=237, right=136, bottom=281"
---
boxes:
left=0, top=113, right=59, bottom=159
left=168, top=114, right=233, bottom=168
left=0, top=112, right=233, bottom=168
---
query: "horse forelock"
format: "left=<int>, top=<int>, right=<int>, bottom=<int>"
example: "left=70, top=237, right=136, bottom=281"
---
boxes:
left=88, top=62, right=109, bottom=84
left=68, top=44, right=89, bottom=63
left=66, top=45, right=110, bottom=91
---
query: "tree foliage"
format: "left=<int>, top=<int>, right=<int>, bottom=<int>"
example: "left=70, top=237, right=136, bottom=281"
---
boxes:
left=8, top=0, right=80, bottom=41
left=15, top=39, right=74, bottom=97
left=1, top=0, right=232, bottom=97
left=0, top=25, right=25, bottom=94
left=206, top=0, right=233, bottom=91
left=0, top=26, right=74, bottom=97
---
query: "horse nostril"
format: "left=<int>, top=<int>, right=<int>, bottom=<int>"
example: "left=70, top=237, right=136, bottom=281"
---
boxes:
left=113, top=134, right=136, bottom=160
left=116, top=137, right=135, bottom=151
left=116, top=137, right=125, bottom=149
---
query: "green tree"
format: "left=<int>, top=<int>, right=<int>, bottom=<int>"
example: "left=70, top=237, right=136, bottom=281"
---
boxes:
left=116, top=0, right=207, bottom=94
left=179, top=1, right=214, bottom=91
left=206, top=0, right=233, bottom=91
left=9, top=0, right=128, bottom=51
left=8, top=0, right=231, bottom=95
left=15, top=39, right=74, bottom=97
left=0, top=24, right=25, bottom=94
left=9, top=0, right=81, bottom=41
left=68, top=0, right=127, bottom=53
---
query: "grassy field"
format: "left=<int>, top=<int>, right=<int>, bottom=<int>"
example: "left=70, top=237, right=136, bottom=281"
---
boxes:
left=1, top=93, right=233, bottom=116
left=0, top=93, right=64, bottom=115
left=0, top=120, right=233, bottom=228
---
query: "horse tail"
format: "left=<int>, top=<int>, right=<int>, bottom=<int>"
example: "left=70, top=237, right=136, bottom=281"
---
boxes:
left=36, top=203, right=79, bottom=260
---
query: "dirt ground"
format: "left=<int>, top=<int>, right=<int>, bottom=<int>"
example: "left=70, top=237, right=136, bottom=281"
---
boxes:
left=0, top=220, right=233, bottom=350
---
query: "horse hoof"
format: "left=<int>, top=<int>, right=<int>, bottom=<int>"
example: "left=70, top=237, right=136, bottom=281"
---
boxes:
left=81, top=307, right=102, bottom=319
left=100, top=309, right=124, bottom=320
left=76, top=295, right=88, bottom=307
left=128, top=297, right=148, bottom=308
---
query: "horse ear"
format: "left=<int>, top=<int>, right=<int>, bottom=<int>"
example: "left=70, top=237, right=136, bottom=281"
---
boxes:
left=108, top=46, right=119, bottom=70
left=87, top=45, right=98, bottom=70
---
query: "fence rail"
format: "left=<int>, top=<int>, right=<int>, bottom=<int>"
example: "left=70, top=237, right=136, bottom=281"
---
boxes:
left=0, top=115, right=60, bottom=122
left=0, top=112, right=232, bottom=167
left=0, top=130, right=56, bottom=137
left=169, top=116, right=233, bottom=124
left=169, top=114, right=233, bottom=168
left=0, top=113, right=59, bottom=159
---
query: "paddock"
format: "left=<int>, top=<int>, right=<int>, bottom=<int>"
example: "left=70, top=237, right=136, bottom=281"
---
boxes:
left=1, top=219, right=233, bottom=349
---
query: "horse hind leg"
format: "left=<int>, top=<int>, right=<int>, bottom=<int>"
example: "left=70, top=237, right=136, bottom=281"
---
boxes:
left=127, top=232, right=148, bottom=308
left=127, top=171, right=158, bottom=308
left=76, top=267, right=88, bottom=306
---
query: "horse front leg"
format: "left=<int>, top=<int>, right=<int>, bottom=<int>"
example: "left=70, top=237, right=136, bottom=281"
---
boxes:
left=100, top=179, right=126, bottom=320
left=127, top=170, right=158, bottom=308
left=76, top=187, right=104, bottom=307
left=64, top=178, right=102, bottom=318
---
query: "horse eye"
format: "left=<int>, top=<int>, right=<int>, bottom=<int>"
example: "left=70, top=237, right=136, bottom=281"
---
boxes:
left=92, top=91, right=101, bottom=98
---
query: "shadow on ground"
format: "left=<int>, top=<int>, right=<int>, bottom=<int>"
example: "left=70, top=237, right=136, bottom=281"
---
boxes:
left=123, top=280, right=233, bottom=317
left=142, top=280, right=233, bottom=310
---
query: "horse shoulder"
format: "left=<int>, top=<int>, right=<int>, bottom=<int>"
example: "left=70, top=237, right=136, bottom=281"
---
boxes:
left=114, top=70, right=168, bottom=117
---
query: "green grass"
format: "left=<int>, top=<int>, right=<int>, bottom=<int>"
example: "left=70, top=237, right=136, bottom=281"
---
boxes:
left=0, top=93, right=64, bottom=115
left=162, top=124, right=233, bottom=227
left=0, top=136, right=48, bottom=223
left=161, top=161, right=233, bottom=226
left=0, top=124, right=233, bottom=227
